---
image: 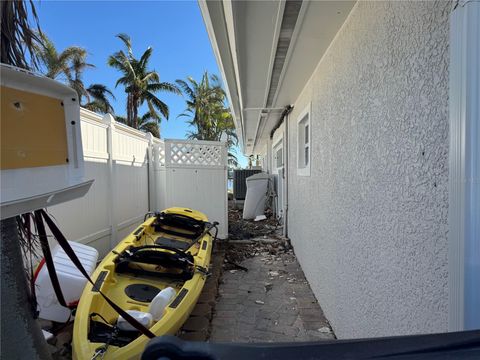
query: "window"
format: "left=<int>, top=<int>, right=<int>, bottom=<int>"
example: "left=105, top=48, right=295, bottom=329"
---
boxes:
left=297, top=104, right=311, bottom=176
left=275, top=146, right=283, bottom=169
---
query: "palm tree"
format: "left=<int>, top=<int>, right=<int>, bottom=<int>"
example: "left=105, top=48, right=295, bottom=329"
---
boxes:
left=176, top=72, right=224, bottom=139
left=34, top=31, right=88, bottom=80
left=35, top=33, right=115, bottom=114
left=84, top=84, right=116, bottom=114
left=64, top=46, right=93, bottom=99
left=176, top=71, right=238, bottom=167
left=116, top=112, right=160, bottom=138
left=108, top=33, right=180, bottom=129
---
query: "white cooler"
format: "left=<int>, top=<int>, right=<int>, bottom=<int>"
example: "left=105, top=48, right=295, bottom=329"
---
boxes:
left=34, top=241, right=98, bottom=322
left=243, top=173, right=271, bottom=220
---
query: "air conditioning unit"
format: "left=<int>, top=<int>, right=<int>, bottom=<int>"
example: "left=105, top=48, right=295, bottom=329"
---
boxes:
left=233, top=169, right=261, bottom=200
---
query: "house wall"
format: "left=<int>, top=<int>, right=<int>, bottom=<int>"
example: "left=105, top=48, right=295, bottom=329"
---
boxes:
left=287, top=1, right=451, bottom=338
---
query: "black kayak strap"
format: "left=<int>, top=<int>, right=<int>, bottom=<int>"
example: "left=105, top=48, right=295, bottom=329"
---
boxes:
left=34, top=210, right=155, bottom=339
left=34, top=211, right=68, bottom=308
left=190, top=221, right=219, bottom=249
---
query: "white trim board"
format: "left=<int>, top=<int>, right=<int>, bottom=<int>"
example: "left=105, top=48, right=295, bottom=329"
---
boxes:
left=448, top=0, right=480, bottom=331
left=296, top=102, right=311, bottom=177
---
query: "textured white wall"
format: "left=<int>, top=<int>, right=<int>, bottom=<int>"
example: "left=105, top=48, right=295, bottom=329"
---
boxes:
left=287, top=1, right=451, bottom=338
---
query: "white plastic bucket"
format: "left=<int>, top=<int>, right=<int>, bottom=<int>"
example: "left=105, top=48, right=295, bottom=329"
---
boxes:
left=34, top=241, right=98, bottom=322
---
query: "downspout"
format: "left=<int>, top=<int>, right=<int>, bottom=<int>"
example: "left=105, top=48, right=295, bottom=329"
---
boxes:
left=448, top=0, right=480, bottom=331
left=270, top=105, right=294, bottom=237
left=283, top=111, right=290, bottom=238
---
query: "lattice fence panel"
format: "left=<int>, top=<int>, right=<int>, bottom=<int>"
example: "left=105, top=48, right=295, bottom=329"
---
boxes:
left=167, top=141, right=224, bottom=167
left=156, top=141, right=166, bottom=166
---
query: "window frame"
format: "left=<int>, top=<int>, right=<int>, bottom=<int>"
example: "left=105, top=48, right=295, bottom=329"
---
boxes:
left=296, top=103, right=311, bottom=176
left=273, top=138, right=283, bottom=171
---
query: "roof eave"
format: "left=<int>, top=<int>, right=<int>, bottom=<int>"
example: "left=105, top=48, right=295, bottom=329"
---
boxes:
left=198, top=0, right=246, bottom=152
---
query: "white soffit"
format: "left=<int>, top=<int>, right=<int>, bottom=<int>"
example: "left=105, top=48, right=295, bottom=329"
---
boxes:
left=255, top=0, right=356, bottom=154
left=198, top=0, right=245, bottom=148
left=230, top=0, right=284, bottom=154
left=199, top=0, right=356, bottom=155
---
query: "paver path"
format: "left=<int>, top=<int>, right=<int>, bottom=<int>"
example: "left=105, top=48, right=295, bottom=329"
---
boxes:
left=210, top=243, right=334, bottom=342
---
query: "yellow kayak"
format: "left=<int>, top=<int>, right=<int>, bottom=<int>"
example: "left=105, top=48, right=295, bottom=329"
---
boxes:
left=73, top=207, right=215, bottom=360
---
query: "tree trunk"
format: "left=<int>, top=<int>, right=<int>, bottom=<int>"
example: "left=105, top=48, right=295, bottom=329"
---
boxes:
left=127, top=94, right=132, bottom=127
left=133, top=97, right=138, bottom=130
left=1, top=217, right=52, bottom=360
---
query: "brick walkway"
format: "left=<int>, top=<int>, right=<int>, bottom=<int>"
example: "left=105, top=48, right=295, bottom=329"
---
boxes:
left=210, top=241, right=334, bottom=342
left=178, top=244, right=226, bottom=341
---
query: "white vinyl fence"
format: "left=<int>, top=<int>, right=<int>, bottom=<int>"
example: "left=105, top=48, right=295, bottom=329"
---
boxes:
left=154, top=139, right=228, bottom=238
left=49, top=109, right=228, bottom=257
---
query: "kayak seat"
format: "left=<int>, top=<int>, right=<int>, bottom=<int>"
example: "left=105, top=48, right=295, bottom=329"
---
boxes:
left=115, top=247, right=194, bottom=281
left=88, top=315, right=139, bottom=347
left=154, top=236, right=191, bottom=251
left=153, top=212, right=205, bottom=240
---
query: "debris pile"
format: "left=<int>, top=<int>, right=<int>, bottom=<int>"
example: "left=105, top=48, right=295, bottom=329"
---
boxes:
left=228, top=208, right=280, bottom=240
left=39, top=320, right=73, bottom=360
left=223, top=238, right=293, bottom=272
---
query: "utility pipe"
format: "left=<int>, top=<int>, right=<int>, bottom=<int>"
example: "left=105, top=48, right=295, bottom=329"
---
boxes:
left=270, top=105, right=293, bottom=140
left=268, top=104, right=294, bottom=236
left=283, top=109, right=292, bottom=238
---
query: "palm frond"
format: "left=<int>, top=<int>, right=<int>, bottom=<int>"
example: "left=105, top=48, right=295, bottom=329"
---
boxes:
left=139, top=46, right=153, bottom=69
left=87, top=83, right=115, bottom=99
left=86, top=83, right=115, bottom=114
left=139, top=121, right=159, bottom=138
left=140, top=111, right=156, bottom=123
left=146, top=82, right=180, bottom=95
left=144, top=91, right=169, bottom=119
left=142, top=71, right=160, bottom=84
left=108, top=50, right=136, bottom=79
left=116, top=33, right=133, bottom=57
left=175, top=79, right=195, bottom=99
left=84, top=100, right=106, bottom=114
left=1, top=0, right=42, bottom=69
left=115, top=115, right=127, bottom=124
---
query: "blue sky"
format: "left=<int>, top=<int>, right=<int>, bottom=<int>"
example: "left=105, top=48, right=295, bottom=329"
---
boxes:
left=35, top=0, right=247, bottom=167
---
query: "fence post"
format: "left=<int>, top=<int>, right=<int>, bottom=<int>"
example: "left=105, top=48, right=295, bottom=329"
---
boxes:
left=146, top=133, right=156, bottom=212
left=222, top=141, right=228, bottom=168
left=223, top=141, right=228, bottom=236
left=102, top=113, right=117, bottom=249
left=163, top=140, right=172, bottom=209
left=164, top=140, right=171, bottom=167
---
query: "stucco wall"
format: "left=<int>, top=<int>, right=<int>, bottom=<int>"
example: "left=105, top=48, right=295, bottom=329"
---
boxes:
left=287, top=1, right=451, bottom=338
